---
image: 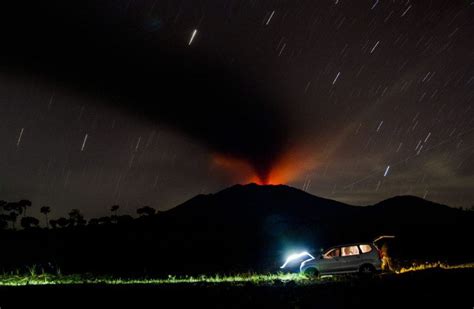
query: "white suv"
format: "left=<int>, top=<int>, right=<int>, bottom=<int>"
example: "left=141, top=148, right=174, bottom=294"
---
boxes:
left=299, top=242, right=383, bottom=276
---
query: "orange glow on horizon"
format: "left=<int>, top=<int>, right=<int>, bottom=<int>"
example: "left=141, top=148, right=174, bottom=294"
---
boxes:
left=213, top=148, right=317, bottom=185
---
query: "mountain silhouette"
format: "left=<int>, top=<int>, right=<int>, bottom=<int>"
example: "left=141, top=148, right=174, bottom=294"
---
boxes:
left=151, top=184, right=471, bottom=272
left=0, top=184, right=471, bottom=274
left=162, top=183, right=465, bottom=237
left=166, top=183, right=354, bottom=222
left=165, top=184, right=459, bottom=224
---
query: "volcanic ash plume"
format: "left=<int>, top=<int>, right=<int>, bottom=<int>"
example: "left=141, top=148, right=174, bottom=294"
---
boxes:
left=214, top=147, right=317, bottom=185
left=0, top=0, right=299, bottom=184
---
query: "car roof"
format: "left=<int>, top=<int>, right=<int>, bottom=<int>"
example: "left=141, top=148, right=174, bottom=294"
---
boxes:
left=324, top=243, right=374, bottom=251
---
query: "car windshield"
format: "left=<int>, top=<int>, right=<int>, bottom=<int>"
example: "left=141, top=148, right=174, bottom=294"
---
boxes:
left=323, top=248, right=340, bottom=259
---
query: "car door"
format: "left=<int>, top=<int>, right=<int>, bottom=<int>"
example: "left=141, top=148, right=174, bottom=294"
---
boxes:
left=339, top=245, right=361, bottom=272
left=318, top=247, right=344, bottom=273
left=358, top=244, right=377, bottom=266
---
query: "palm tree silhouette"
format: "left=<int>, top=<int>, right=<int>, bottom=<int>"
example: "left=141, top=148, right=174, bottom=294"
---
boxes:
left=8, top=212, right=18, bottom=229
left=110, top=205, right=119, bottom=216
left=40, top=206, right=51, bottom=228
left=3, top=202, right=20, bottom=229
left=110, top=205, right=119, bottom=223
left=4, top=202, right=20, bottom=215
left=18, top=199, right=32, bottom=217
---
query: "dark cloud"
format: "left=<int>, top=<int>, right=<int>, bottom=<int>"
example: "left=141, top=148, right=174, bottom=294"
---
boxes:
left=0, top=0, right=290, bottom=183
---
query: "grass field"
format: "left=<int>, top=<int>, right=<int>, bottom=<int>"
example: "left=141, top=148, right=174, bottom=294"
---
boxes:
left=0, top=261, right=472, bottom=286
left=0, top=267, right=472, bottom=309
left=0, top=271, right=309, bottom=286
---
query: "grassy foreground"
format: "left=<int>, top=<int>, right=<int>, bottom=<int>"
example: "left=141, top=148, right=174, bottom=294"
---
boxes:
left=394, top=261, right=474, bottom=274
left=0, top=271, right=311, bottom=286
left=1, top=266, right=472, bottom=308
left=1, top=262, right=472, bottom=286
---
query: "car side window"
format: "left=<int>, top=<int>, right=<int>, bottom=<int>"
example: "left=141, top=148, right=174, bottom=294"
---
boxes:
left=341, top=246, right=360, bottom=256
left=359, top=244, right=372, bottom=253
left=323, top=248, right=340, bottom=259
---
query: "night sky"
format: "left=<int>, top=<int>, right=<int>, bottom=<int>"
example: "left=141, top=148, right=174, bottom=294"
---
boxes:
left=0, top=0, right=473, bottom=218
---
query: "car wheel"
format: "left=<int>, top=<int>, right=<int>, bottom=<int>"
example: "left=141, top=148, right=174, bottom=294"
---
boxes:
left=359, top=264, right=375, bottom=277
left=303, top=267, right=319, bottom=278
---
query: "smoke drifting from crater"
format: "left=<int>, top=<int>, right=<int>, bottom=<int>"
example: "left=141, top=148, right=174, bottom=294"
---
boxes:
left=0, top=0, right=292, bottom=183
left=214, top=148, right=318, bottom=185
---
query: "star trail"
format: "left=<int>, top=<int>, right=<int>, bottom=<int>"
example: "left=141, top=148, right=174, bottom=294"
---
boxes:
left=0, top=0, right=472, bottom=217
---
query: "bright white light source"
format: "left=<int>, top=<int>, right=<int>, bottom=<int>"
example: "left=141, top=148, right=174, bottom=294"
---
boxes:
left=280, top=251, right=314, bottom=269
left=383, top=165, right=390, bottom=177
left=188, top=29, right=198, bottom=45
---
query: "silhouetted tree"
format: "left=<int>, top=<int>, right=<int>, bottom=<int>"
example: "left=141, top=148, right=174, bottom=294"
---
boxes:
left=136, top=206, right=156, bottom=217
left=117, top=215, right=133, bottom=224
left=0, top=200, right=6, bottom=212
left=110, top=205, right=119, bottom=223
left=56, top=217, right=69, bottom=228
left=18, top=199, right=32, bottom=217
left=0, top=214, right=9, bottom=230
left=2, top=202, right=27, bottom=229
left=4, top=202, right=20, bottom=215
left=110, top=205, right=119, bottom=216
left=98, top=216, right=112, bottom=225
left=88, top=218, right=99, bottom=226
left=68, top=209, right=86, bottom=227
left=40, top=206, right=51, bottom=228
left=88, top=216, right=112, bottom=225
left=21, top=216, right=39, bottom=229
left=8, top=212, right=18, bottom=229
left=49, top=219, right=58, bottom=229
